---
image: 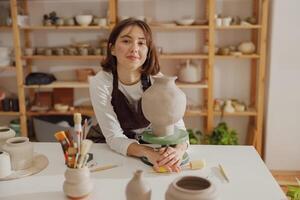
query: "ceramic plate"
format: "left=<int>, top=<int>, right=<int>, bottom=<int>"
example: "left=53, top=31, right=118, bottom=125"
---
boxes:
left=0, top=154, right=49, bottom=181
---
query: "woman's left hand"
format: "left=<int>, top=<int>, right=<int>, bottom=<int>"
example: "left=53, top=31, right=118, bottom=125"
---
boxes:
left=157, top=145, right=186, bottom=172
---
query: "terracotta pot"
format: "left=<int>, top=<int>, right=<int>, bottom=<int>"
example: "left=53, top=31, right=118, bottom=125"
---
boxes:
left=2, top=137, right=33, bottom=170
left=0, top=127, right=15, bottom=150
left=63, top=167, right=93, bottom=199
left=165, top=176, right=219, bottom=200
left=126, top=170, right=151, bottom=200
left=142, top=75, right=186, bottom=136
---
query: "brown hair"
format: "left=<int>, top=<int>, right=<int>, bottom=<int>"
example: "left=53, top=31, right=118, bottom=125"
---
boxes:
left=101, top=18, right=160, bottom=75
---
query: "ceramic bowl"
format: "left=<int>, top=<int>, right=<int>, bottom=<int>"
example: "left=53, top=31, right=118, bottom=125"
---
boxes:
left=75, top=15, right=93, bottom=26
left=175, top=18, right=195, bottom=26
left=54, top=104, right=69, bottom=112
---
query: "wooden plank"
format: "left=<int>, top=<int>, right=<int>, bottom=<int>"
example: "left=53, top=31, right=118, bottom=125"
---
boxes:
left=206, top=0, right=215, bottom=134
left=21, top=26, right=110, bottom=30
left=214, top=107, right=257, bottom=116
left=10, top=0, right=27, bottom=136
left=22, top=55, right=105, bottom=60
left=108, top=0, right=117, bottom=27
left=151, top=25, right=209, bottom=30
left=24, top=81, right=89, bottom=89
left=255, top=0, right=270, bottom=156
left=215, top=54, right=260, bottom=59
left=176, top=81, right=208, bottom=89
left=215, top=25, right=261, bottom=30
left=185, top=109, right=207, bottom=117
left=0, top=111, right=20, bottom=116
left=159, top=53, right=208, bottom=59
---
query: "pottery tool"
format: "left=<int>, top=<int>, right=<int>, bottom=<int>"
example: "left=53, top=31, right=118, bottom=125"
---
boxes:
left=81, top=154, right=90, bottom=167
left=154, top=159, right=206, bottom=173
left=83, top=118, right=88, bottom=140
left=90, top=164, right=118, bottom=173
left=219, top=164, right=230, bottom=182
left=77, top=139, right=93, bottom=168
left=65, top=130, right=74, bottom=147
left=73, top=113, right=82, bottom=153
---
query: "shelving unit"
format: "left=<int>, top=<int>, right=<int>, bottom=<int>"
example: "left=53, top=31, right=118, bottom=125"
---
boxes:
left=7, top=0, right=269, bottom=155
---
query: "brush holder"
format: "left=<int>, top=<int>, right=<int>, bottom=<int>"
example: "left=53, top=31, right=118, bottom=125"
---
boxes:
left=63, top=166, right=93, bottom=199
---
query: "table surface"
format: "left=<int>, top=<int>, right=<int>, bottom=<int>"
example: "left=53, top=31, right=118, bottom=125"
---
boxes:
left=0, top=143, right=287, bottom=200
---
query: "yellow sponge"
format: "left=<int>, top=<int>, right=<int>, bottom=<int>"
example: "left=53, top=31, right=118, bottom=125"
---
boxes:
left=154, top=160, right=206, bottom=173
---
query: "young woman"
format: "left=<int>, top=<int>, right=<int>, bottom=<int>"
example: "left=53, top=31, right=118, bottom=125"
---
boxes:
left=89, top=18, right=188, bottom=172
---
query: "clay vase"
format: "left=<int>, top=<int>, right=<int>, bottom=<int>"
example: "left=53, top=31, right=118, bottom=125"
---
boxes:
left=2, top=137, right=33, bottom=170
left=238, top=42, right=255, bottom=54
left=141, top=75, right=186, bottom=136
left=0, top=127, right=15, bottom=150
left=126, top=170, right=151, bottom=200
left=178, top=60, right=202, bottom=83
left=165, top=176, right=219, bottom=200
left=224, top=100, right=235, bottom=113
left=63, top=167, right=94, bottom=199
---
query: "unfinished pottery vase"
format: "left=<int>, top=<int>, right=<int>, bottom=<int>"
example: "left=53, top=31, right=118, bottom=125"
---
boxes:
left=0, top=127, right=15, bottom=150
left=126, top=170, right=151, bottom=200
left=165, top=176, right=219, bottom=200
left=63, top=167, right=93, bottom=199
left=142, top=75, right=186, bottom=136
left=2, top=137, right=33, bottom=170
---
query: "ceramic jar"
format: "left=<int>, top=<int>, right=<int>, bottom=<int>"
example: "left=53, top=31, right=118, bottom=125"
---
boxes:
left=238, top=42, right=255, bottom=54
left=178, top=60, right=202, bottom=83
left=126, top=170, right=151, bottom=200
left=0, top=151, right=11, bottom=178
left=142, top=75, right=186, bottom=136
left=165, top=176, right=219, bottom=200
left=224, top=100, right=235, bottom=113
left=2, top=137, right=33, bottom=170
left=0, top=127, right=15, bottom=150
left=63, top=167, right=94, bottom=199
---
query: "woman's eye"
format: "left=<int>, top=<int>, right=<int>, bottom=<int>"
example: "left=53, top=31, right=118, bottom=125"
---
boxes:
left=122, top=40, right=130, bottom=43
left=138, top=41, right=146, bottom=45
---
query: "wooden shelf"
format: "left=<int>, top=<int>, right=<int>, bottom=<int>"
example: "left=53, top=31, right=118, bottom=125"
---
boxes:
left=23, top=81, right=89, bottom=89
left=185, top=109, right=207, bottom=117
left=216, top=25, right=261, bottom=30
left=214, top=107, right=257, bottom=116
left=159, top=53, right=208, bottom=59
left=22, top=55, right=105, bottom=60
left=21, top=25, right=110, bottom=31
left=27, top=106, right=94, bottom=116
left=0, top=66, right=16, bottom=72
left=176, top=80, right=208, bottom=89
left=151, top=25, right=209, bottom=30
left=0, top=26, right=12, bottom=31
left=0, top=111, right=20, bottom=116
left=215, top=54, right=260, bottom=59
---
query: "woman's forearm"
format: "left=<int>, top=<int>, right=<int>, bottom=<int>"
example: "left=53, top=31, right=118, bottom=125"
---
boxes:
left=127, top=142, right=154, bottom=158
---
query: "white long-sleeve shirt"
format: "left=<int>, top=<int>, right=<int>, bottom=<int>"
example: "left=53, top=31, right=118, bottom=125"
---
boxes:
left=89, top=70, right=186, bottom=156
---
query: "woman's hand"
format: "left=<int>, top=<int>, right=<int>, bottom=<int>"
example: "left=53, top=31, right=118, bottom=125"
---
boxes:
left=157, top=144, right=187, bottom=172
left=144, top=148, right=163, bottom=172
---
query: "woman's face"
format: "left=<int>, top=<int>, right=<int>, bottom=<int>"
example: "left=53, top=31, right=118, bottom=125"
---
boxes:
left=112, top=25, right=148, bottom=72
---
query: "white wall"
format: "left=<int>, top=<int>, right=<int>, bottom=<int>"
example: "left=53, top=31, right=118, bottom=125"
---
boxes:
left=264, top=0, right=300, bottom=170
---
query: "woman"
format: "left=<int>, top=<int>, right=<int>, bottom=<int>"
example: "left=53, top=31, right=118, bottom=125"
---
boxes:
left=89, top=18, right=188, bottom=172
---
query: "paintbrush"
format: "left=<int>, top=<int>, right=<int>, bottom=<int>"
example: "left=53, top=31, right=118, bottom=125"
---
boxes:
left=73, top=113, right=82, bottom=153
left=77, top=139, right=93, bottom=168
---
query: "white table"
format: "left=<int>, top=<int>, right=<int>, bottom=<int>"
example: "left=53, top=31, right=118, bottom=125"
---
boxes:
left=0, top=143, right=287, bottom=200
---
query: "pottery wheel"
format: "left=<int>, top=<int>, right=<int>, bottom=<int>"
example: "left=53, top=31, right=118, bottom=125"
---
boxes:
left=0, top=154, right=49, bottom=181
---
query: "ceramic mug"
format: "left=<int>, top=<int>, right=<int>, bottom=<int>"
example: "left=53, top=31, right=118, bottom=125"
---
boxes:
left=0, top=151, right=11, bottom=178
left=2, top=137, right=33, bottom=170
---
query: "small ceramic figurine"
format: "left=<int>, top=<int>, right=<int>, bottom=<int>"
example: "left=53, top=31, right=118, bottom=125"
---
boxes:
left=126, top=170, right=151, bottom=200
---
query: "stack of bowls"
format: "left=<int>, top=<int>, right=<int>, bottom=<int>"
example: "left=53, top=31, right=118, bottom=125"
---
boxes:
left=0, top=47, right=11, bottom=67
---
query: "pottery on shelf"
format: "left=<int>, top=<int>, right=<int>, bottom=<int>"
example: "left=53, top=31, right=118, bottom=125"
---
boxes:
left=165, top=176, right=219, bottom=200
left=63, top=167, right=94, bottom=199
left=126, top=170, right=151, bottom=200
left=224, top=100, right=235, bottom=113
left=141, top=75, right=186, bottom=136
left=238, top=41, right=255, bottom=54
left=178, top=60, right=202, bottom=83
left=2, top=137, right=33, bottom=170
left=0, top=127, right=15, bottom=150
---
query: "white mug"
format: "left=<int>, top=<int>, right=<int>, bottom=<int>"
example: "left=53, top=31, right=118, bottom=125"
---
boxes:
left=0, top=151, right=11, bottom=178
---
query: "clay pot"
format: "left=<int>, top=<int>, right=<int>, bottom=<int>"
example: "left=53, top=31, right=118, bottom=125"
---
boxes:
left=0, top=127, right=15, bottom=150
left=238, top=42, right=255, bottom=54
left=2, top=137, right=33, bottom=170
left=178, top=60, right=202, bottom=83
left=63, top=167, right=94, bottom=199
left=224, top=100, right=235, bottom=113
left=165, top=176, right=219, bottom=200
left=141, top=75, right=186, bottom=136
left=126, top=170, right=151, bottom=200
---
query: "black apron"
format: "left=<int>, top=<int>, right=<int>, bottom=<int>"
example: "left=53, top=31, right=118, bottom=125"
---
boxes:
left=87, top=70, right=151, bottom=143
